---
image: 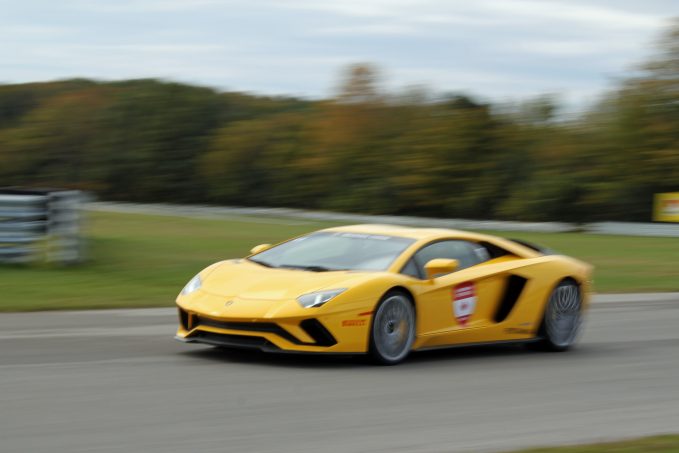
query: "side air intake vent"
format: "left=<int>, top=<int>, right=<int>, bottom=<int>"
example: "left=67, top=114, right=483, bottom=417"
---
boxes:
left=494, top=275, right=527, bottom=323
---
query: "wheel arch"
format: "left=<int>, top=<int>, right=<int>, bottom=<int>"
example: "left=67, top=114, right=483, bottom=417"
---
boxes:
left=561, top=275, right=582, bottom=286
left=384, top=285, right=416, bottom=311
left=555, top=275, right=585, bottom=303
left=539, top=276, right=582, bottom=316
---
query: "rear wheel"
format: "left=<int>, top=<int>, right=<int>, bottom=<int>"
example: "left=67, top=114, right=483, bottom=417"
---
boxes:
left=535, top=280, right=582, bottom=351
left=369, top=291, right=415, bottom=365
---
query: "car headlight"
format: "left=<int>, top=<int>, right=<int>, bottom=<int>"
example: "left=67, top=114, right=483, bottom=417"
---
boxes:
left=181, top=274, right=202, bottom=295
left=297, top=289, right=346, bottom=308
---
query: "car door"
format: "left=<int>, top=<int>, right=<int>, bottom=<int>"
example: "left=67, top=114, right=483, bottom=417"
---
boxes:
left=402, top=240, right=507, bottom=348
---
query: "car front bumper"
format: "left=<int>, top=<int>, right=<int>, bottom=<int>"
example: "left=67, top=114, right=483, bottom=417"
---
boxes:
left=175, top=306, right=371, bottom=354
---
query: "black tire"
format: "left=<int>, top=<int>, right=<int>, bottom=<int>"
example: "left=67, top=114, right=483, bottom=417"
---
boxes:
left=368, top=290, right=416, bottom=365
left=533, top=280, right=582, bottom=352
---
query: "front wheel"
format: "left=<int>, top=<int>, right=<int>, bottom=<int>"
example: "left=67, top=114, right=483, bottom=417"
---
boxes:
left=369, top=291, right=415, bottom=365
left=535, top=280, right=583, bottom=351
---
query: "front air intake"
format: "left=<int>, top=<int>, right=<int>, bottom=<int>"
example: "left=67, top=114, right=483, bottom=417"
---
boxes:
left=178, top=308, right=191, bottom=330
left=300, top=319, right=337, bottom=347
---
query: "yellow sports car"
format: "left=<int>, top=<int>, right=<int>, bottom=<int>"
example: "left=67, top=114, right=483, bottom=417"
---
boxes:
left=175, top=224, right=592, bottom=364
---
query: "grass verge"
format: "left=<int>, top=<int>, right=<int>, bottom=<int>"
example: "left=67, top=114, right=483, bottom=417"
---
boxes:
left=507, top=435, right=679, bottom=452
left=1, top=210, right=679, bottom=311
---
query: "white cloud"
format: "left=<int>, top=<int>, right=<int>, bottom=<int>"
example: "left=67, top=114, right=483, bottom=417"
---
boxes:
left=1, top=0, right=676, bottom=108
left=273, top=0, right=666, bottom=30
left=74, top=44, right=232, bottom=54
left=505, top=36, right=650, bottom=59
left=268, top=0, right=428, bottom=19
left=0, top=25, right=73, bottom=37
left=480, top=0, right=662, bottom=30
left=69, top=0, right=227, bottom=13
left=311, top=23, right=419, bottom=36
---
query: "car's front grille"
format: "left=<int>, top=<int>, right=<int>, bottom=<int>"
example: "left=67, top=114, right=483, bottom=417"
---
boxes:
left=189, top=315, right=337, bottom=348
left=194, top=316, right=305, bottom=345
left=193, top=331, right=280, bottom=351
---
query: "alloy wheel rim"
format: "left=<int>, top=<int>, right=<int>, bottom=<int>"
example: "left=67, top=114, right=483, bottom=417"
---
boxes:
left=545, top=284, right=582, bottom=348
left=373, top=295, right=414, bottom=361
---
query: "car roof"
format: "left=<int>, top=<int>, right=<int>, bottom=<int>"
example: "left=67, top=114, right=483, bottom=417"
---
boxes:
left=321, top=224, right=495, bottom=243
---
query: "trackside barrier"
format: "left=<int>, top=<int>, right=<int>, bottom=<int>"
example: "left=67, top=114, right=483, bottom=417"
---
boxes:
left=0, top=188, right=85, bottom=264
left=85, top=202, right=679, bottom=238
left=585, top=222, right=679, bottom=238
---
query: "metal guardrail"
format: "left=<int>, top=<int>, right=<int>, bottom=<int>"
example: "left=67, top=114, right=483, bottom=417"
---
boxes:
left=86, top=202, right=679, bottom=237
left=0, top=189, right=84, bottom=264
left=3, top=195, right=672, bottom=263
left=584, top=222, right=679, bottom=237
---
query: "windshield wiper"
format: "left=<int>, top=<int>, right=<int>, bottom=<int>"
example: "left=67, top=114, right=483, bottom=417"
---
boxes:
left=248, top=258, right=274, bottom=268
left=278, top=264, right=340, bottom=272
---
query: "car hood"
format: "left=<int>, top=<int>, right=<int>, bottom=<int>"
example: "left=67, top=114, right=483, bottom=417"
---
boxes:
left=200, top=259, right=371, bottom=300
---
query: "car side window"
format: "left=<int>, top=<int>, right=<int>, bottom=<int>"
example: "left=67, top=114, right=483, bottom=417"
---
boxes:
left=404, top=240, right=487, bottom=279
left=401, top=258, right=420, bottom=278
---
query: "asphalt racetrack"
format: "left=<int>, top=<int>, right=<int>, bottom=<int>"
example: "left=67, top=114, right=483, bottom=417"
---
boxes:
left=2, top=294, right=679, bottom=453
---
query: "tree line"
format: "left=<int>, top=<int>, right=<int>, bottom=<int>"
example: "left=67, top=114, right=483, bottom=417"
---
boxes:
left=0, top=23, right=677, bottom=222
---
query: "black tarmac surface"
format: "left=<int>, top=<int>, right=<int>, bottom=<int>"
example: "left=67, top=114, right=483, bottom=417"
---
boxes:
left=1, top=295, right=679, bottom=453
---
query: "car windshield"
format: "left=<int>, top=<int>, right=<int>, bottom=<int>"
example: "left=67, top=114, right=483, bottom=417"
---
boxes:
left=248, top=232, right=415, bottom=272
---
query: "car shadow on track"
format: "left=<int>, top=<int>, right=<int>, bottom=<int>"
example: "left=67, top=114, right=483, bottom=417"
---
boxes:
left=178, top=342, right=594, bottom=369
left=180, top=346, right=365, bottom=369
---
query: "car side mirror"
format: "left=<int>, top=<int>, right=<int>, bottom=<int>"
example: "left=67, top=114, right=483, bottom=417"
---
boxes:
left=424, top=258, right=459, bottom=280
left=250, top=244, right=271, bottom=255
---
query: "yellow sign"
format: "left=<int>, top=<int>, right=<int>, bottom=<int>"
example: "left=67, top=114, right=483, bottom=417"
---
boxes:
left=654, top=193, right=679, bottom=222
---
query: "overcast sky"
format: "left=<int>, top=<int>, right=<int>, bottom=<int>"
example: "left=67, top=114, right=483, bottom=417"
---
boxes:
left=1, top=0, right=677, bottom=107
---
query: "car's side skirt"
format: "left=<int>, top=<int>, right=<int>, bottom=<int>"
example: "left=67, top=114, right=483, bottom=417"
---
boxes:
left=414, top=337, right=541, bottom=352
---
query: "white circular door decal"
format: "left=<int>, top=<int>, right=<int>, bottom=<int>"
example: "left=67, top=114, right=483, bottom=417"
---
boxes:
left=453, top=282, right=476, bottom=326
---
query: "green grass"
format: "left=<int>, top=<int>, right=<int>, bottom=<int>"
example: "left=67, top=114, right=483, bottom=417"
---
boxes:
left=507, top=435, right=679, bottom=452
left=1, top=211, right=679, bottom=311
left=0, top=212, right=339, bottom=311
